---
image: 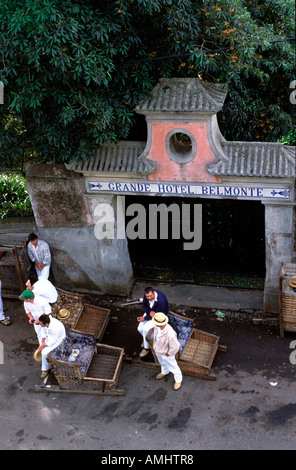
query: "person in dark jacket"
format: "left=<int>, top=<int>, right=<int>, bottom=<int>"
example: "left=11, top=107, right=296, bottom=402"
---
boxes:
left=137, top=286, right=169, bottom=358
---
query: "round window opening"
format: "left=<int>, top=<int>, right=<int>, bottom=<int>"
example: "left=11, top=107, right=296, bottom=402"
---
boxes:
left=165, top=129, right=197, bottom=163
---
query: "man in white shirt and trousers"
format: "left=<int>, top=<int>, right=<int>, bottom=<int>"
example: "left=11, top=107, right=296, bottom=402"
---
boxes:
left=19, top=289, right=52, bottom=344
left=152, top=312, right=183, bottom=391
left=27, top=232, right=51, bottom=279
left=25, top=271, right=58, bottom=306
left=37, top=314, right=66, bottom=379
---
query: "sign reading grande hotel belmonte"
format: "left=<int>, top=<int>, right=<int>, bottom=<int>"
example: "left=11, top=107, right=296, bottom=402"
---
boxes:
left=87, top=180, right=291, bottom=200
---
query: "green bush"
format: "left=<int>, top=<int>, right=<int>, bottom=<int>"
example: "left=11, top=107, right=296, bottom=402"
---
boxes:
left=0, top=173, right=33, bottom=218
left=278, top=130, right=296, bottom=146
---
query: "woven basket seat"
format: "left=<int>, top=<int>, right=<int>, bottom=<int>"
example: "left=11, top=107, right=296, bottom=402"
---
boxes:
left=51, top=288, right=110, bottom=340
left=279, top=264, right=296, bottom=338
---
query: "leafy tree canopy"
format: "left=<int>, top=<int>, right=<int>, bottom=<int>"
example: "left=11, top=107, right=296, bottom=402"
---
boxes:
left=0, top=0, right=295, bottom=167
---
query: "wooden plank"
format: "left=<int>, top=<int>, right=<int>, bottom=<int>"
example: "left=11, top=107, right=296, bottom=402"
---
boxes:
left=13, top=247, right=24, bottom=291
left=120, top=300, right=142, bottom=307
left=34, top=384, right=125, bottom=396
left=169, top=310, right=195, bottom=324
left=125, top=357, right=217, bottom=380
left=282, top=324, right=296, bottom=332
left=180, top=370, right=217, bottom=381
left=1, top=293, right=20, bottom=299
left=124, top=356, right=160, bottom=371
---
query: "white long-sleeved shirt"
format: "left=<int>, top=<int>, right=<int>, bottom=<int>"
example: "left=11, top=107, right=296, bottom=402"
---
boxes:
left=33, top=278, right=57, bottom=303
left=23, top=296, right=52, bottom=320
left=153, top=323, right=180, bottom=357
left=41, top=317, right=66, bottom=348
left=28, top=239, right=51, bottom=266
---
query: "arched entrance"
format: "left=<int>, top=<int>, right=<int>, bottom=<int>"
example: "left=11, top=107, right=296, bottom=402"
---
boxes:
left=126, top=195, right=265, bottom=289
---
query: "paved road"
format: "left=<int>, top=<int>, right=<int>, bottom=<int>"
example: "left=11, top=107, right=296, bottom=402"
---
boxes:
left=1, top=296, right=296, bottom=452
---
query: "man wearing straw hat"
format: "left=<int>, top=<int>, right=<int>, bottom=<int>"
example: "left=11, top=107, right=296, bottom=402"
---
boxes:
left=37, top=314, right=66, bottom=379
left=152, top=312, right=183, bottom=391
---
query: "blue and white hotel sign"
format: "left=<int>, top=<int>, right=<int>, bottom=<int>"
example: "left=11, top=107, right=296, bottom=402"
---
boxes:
left=87, top=180, right=291, bottom=200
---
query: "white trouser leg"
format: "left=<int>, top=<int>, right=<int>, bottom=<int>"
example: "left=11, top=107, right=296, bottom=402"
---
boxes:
left=41, top=346, right=51, bottom=371
left=36, top=265, right=50, bottom=279
left=34, top=324, right=43, bottom=344
left=0, top=281, right=4, bottom=320
left=137, top=320, right=154, bottom=349
left=155, top=353, right=183, bottom=383
left=41, top=345, right=57, bottom=371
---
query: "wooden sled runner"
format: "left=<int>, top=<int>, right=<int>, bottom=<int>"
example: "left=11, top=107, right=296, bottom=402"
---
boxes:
left=130, top=311, right=227, bottom=381
left=35, top=329, right=125, bottom=396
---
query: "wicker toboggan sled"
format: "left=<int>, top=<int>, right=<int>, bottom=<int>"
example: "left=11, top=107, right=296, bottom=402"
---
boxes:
left=136, top=311, right=227, bottom=380
left=36, top=289, right=124, bottom=396
left=35, top=329, right=125, bottom=396
left=279, top=264, right=296, bottom=338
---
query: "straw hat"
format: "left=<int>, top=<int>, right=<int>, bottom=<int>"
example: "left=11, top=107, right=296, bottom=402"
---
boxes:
left=57, top=308, right=71, bottom=320
left=289, top=276, right=296, bottom=288
left=33, top=349, right=42, bottom=362
left=152, top=312, right=169, bottom=326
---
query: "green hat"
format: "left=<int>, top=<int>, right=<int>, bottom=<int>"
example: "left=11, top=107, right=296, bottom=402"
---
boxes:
left=19, top=289, right=34, bottom=301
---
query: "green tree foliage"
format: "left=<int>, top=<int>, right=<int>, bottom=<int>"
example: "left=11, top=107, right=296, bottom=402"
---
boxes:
left=278, top=129, right=296, bottom=146
left=0, top=174, right=33, bottom=218
left=0, top=0, right=294, bottom=166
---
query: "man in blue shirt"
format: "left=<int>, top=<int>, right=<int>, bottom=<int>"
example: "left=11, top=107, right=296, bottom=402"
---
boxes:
left=137, top=286, right=169, bottom=358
